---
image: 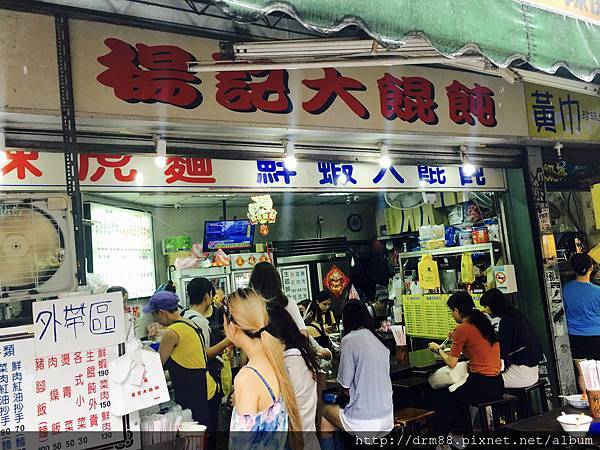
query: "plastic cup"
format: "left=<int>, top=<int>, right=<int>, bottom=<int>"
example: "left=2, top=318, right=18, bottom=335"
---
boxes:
left=587, top=390, right=600, bottom=419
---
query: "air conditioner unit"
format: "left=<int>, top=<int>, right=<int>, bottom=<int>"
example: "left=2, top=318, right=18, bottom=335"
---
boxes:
left=0, top=193, right=77, bottom=301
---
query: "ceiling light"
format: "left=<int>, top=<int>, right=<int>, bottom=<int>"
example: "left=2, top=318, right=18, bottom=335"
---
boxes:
left=337, top=173, right=348, bottom=185
left=419, top=180, right=427, bottom=187
left=554, top=141, right=564, bottom=159
left=135, top=172, right=144, bottom=186
left=379, top=143, right=392, bottom=169
left=154, top=136, right=167, bottom=168
left=460, top=146, right=476, bottom=176
left=283, top=139, right=297, bottom=170
left=317, top=192, right=352, bottom=197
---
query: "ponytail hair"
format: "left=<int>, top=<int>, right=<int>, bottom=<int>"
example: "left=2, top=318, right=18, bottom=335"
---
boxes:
left=226, top=288, right=302, bottom=450
left=249, top=262, right=289, bottom=307
left=447, top=291, right=498, bottom=345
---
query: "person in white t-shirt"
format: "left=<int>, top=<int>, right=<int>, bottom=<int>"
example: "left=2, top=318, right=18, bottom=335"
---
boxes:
left=266, top=301, right=321, bottom=450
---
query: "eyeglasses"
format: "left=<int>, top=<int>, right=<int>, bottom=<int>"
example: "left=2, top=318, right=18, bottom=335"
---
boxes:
left=223, top=296, right=236, bottom=324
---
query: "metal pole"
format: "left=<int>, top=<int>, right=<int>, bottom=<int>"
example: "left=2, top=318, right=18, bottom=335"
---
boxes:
left=55, top=12, right=86, bottom=285
left=222, top=200, right=227, bottom=222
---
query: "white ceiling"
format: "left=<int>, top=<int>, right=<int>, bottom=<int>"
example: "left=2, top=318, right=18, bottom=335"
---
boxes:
left=90, top=192, right=381, bottom=208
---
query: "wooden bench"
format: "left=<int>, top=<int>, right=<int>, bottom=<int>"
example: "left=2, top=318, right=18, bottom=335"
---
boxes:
left=393, top=407, right=435, bottom=432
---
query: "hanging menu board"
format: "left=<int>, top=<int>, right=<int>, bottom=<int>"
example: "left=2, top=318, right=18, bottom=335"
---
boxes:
left=279, top=265, right=312, bottom=303
left=0, top=326, right=138, bottom=450
left=403, top=294, right=483, bottom=339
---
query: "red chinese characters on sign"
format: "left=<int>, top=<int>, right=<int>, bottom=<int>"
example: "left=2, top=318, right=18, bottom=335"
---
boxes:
left=97, top=38, right=202, bottom=109
left=446, top=80, right=497, bottom=127
left=378, top=74, right=439, bottom=125
left=302, top=68, right=370, bottom=119
left=79, top=154, right=137, bottom=183
left=164, top=157, right=216, bottom=184
left=216, top=70, right=292, bottom=113
left=1, top=151, right=43, bottom=180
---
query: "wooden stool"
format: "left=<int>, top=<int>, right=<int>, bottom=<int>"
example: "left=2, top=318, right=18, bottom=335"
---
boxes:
left=506, top=380, right=549, bottom=419
left=473, top=394, right=519, bottom=433
left=393, top=407, right=435, bottom=433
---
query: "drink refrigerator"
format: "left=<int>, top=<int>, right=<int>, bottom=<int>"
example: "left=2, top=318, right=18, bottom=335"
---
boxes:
left=172, top=266, right=232, bottom=308
left=229, top=252, right=272, bottom=289
left=272, top=238, right=351, bottom=315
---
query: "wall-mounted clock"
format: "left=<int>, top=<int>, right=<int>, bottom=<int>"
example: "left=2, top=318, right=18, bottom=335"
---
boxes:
left=347, top=214, right=363, bottom=232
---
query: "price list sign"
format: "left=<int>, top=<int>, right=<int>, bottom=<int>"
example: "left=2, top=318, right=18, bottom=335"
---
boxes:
left=33, top=347, right=117, bottom=436
left=0, top=335, right=34, bottom=450
left=280, top=265, right=311, bottom=303
left=0, top=312, right=137, bottom=450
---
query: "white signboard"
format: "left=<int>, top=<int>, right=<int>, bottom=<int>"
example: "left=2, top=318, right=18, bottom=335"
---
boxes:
left=1, top=150, right=506, bottom=192
left=32, top=293, right=126, bottom=357
left=0, top=326, right=137, bottom=450
left=280, top=265, right=312, bottom=303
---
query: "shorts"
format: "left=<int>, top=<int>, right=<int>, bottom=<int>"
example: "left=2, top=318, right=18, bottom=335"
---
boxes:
left=568, top=334, right=600, bottom=360
left=339, top=408, right=393, bottom=438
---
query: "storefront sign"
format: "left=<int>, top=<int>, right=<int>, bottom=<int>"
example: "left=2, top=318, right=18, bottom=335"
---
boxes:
left=32, top=293, right=126, bottom=357
left=525, top=82, right=600, bottom=142
left=2, top=12, right=528, bottom=138
left=0, top=150, right=506, bottom=192
left=0, top=326, right=136, bottom=449
left=519, top=0, right=600, bottom=25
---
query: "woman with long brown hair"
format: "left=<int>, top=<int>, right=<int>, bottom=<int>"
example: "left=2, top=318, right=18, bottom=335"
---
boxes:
left=224, top=288, right=303, bottom=450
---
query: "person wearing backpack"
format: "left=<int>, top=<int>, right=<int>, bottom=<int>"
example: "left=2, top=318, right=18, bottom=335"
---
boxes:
left=145, top=291, right=224, bottom=449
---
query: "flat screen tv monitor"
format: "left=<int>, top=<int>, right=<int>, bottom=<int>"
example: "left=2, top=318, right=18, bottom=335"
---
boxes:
left=203, top=220, right=255, bottom=252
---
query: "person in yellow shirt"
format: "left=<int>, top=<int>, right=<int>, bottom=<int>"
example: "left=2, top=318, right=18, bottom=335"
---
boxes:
left=144, top=291, right=219, bottom=438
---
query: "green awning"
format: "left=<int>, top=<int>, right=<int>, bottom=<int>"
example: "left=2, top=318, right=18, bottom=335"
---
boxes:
left=211, top=0, right=600, bottom=81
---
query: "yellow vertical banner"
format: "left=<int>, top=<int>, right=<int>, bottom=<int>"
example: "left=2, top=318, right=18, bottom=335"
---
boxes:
left=593, top=184, right=600, bottom=230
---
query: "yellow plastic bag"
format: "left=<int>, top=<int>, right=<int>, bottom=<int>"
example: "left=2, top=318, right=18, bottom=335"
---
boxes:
left=220, top=352, right=233, bottom=397
left=418, top=254, right=440, bottom=290
left=461, top=253, right=475, bottom=284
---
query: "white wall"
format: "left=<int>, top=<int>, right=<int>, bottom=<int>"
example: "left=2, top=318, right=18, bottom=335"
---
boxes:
left=152, top=202, right=377, bottom=284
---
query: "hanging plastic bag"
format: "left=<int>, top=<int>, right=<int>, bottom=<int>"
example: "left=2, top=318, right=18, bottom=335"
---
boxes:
left=220, top=351, right=233, bottom=397
left=418, top=254, right=440, bottom=290
left=461, top=252, right=475, bottom=284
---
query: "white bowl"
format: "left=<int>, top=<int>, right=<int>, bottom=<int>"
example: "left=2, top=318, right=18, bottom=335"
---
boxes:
left=565, top=394, right=589, bottom=409
left=557, top=414, right=593, bottom=436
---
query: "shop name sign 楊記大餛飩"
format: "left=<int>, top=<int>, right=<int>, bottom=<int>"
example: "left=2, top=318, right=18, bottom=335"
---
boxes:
left=1, top=12, right=528, bottom=138
left=0, top=151, right=506, bottom=192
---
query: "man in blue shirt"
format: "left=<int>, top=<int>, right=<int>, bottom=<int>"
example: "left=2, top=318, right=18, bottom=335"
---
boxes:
left=563, top=253, right=600, bottom=393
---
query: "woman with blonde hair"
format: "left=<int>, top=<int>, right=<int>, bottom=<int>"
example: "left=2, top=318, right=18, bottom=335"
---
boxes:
left=224, top=288, right=302, bottom=450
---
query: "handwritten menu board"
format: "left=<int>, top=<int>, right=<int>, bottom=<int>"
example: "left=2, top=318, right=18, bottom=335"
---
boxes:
left=0, top=326, right=137, bottom=450
left=32, top=293, right=126, bottom=357
left=280, top=265, right=312, bottom=303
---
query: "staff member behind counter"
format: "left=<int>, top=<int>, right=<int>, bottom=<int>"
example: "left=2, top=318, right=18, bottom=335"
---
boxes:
left=306, top=290, right=338, bottom=346
left=143, top=291, right=220, bottom=439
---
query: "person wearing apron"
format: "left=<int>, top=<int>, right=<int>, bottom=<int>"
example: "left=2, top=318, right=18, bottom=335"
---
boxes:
left=143, top=292, right=218, bottom=432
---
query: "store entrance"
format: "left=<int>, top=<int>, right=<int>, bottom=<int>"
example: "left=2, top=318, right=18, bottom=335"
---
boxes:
left=79, top=188, right=510, bottom=347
